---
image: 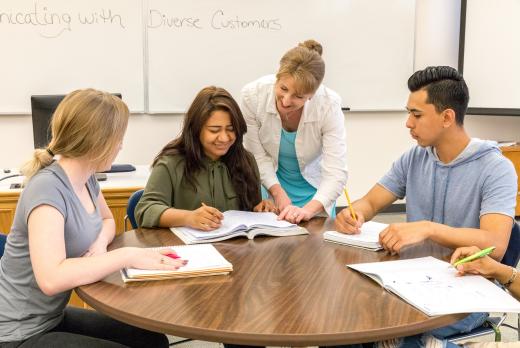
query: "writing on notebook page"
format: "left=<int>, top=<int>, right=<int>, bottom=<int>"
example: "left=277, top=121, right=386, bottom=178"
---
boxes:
left=348, top=256, right=520, bottom=316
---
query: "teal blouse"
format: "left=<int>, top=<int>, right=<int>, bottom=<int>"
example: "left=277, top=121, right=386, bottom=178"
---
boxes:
left=276, top=129, right=336, bottom=216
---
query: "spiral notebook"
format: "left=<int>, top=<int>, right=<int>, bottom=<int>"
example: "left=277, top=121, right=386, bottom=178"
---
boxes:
left=121, top=244, right=233, bottom=282
left=323, top=221, right=387, bottom=251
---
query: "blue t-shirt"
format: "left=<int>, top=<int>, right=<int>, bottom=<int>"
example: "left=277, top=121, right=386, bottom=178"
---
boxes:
left=379, top=139, right=517, bottom=226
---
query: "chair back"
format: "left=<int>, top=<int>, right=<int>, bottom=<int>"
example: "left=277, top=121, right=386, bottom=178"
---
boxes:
left=0, top=233, right=6, bottom=258
left=126, top=189, right=144, bottom=230
left=502, top=222, right=520, bottom=267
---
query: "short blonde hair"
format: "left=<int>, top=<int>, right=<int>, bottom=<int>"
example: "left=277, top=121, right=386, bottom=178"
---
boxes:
left=276, top=39, right=325, bottom=95
left=22, top=89, right=129, bottom=180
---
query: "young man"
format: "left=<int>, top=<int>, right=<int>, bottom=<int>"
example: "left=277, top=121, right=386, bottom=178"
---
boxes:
left=335, top=66, right=517, bottom=347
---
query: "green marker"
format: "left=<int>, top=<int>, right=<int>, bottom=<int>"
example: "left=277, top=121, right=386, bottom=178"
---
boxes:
left=453, top=246, right=496, bottom=267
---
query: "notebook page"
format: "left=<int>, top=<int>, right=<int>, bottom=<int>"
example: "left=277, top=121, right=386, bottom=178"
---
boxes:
left=220, top=211, right=295, bottom=228
left=325, top=221, right=387, bottom=244
left=389, top=270, right=520, bottom=315
left=348, top=256, right=446, bottom=285
left=349, top=256, right=520, bottom=315
left=125, top=244, right=231, bottom=277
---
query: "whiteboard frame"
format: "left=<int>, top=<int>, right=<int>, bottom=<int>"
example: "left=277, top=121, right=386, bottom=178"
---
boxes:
left=458, top=0, right=520, bottom=116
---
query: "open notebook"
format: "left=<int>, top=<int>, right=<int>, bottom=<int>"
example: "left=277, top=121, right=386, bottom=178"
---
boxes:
left=171, top=210, right=308, bottom=244
left=121, top=244, right=232, bottom=282
left=348, top=256, right=520, bottom=316
left=323, top=221, right=387, bottom=251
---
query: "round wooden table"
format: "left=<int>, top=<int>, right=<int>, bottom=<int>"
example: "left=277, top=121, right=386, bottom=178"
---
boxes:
left=76, top=218, right=465, bottom=346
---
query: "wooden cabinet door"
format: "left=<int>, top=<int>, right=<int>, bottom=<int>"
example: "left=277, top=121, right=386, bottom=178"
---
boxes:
left=501, top=145, right=520, bottom=217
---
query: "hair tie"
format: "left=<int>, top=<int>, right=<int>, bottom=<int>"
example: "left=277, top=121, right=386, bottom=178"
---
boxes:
left=46, top=148, right=55, bottom=157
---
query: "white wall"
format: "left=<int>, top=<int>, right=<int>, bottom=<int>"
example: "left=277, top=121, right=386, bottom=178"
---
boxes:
left=2, top=0, right=520, bottom=205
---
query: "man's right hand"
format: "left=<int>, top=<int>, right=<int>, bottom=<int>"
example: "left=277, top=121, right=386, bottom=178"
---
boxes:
left=335, top=208, right=365, bottom=234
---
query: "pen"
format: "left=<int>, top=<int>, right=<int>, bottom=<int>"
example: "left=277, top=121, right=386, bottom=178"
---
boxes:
left=343, top=188, right=357, bottom=222
left=452, top=246, right=495, bottom=267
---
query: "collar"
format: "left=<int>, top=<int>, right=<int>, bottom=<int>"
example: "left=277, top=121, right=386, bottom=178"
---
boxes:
left=202, top=155, right=224, bottom=167
left=266, top=86, right=278, bottom=115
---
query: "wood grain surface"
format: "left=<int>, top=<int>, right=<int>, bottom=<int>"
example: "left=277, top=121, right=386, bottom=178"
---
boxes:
left=76, top=218, right=465, bottom=346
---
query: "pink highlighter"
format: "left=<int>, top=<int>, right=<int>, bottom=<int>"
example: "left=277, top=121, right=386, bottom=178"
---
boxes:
left=165, top=252, right=180, bottom=259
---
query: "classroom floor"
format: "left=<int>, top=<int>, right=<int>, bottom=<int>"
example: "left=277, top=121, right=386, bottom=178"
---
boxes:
left=166, top=213, right=520, bottom=347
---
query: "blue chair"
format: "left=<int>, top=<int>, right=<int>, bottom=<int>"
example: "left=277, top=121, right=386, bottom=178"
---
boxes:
left=124, top=189, right=144, bottom=231
left=0, top=233, right=6, bottom=257
left=448, top=222, right=520, bottom=343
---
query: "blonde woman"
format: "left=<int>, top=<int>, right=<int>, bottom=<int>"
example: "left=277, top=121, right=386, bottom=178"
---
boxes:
left=0, top=89, right=181, bottom=347
left=241, top=39, right=348, bottom=224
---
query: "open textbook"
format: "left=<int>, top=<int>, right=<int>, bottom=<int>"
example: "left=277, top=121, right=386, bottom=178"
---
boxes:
left=121, top=244, right=232, bottom=282
left=348, top=256, right=520, bottom=316
left=323, top=221, right=387, bottom=251
left=171, top=210, right=308, bottom=244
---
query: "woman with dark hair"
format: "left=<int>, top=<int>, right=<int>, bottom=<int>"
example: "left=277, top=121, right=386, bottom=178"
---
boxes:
left=135, top=86, right=276, bottom=230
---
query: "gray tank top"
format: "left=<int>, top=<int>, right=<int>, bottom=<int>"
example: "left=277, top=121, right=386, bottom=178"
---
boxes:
left=0, top=162, right=102, bottom=342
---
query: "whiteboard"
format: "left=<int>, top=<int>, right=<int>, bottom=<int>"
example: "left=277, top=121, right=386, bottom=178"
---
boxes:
left=461, top=0, right=520, bottom=114
left=147, top=0, right=416, bottom=113
left=0, top=0, right=144, bottom=113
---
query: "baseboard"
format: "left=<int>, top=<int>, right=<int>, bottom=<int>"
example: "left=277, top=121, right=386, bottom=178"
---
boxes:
left=336, top=203, right=406, bottom=215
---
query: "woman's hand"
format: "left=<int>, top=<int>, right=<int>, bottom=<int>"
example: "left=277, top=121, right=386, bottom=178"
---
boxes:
left=450, top=246, right=504, bottom=279
left=185, top=205, right=224, bottom=231
left=269, top=185, right=292, bottom=212
left=278, top=205, right=313, bottom=224
left=126, top=248, right=187, bottom=270
left=253, top=199, right=279, bottom=213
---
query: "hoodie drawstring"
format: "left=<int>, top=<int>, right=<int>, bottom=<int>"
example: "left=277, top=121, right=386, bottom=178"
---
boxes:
left=431, top=164, right=452, bottom=225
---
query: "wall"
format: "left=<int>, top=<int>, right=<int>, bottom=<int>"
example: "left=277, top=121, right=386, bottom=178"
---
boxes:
left=2, top=0, right=520, bottom=205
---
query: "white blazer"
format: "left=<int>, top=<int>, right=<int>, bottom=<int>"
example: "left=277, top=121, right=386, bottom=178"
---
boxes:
left=241, top=75, right=348, bottom=216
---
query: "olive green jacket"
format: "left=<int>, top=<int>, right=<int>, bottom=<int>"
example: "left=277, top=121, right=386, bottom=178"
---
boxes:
left=135, top=154, right=260, bottom=228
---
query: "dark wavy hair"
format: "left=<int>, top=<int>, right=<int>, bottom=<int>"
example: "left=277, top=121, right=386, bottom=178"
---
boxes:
left=407, top=66, right=469, bottom=125
left=153, top=86, right=261, bottom=210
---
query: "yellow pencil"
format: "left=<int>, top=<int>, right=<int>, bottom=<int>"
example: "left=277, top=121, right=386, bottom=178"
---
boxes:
left=343, top=188, right=357, bottom=222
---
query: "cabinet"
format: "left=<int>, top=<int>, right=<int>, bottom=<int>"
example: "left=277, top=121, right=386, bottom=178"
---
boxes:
left=0, top=186, right=143, bottom=235
left=501, top=145, right=520, bottom=217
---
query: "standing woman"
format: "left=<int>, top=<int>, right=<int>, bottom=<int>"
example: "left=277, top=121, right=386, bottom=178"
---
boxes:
left=135, top=86, right=275, bottom=230
left=0, top=89, right=182, bottom=347
left=241, top=40, right=348, bottom=224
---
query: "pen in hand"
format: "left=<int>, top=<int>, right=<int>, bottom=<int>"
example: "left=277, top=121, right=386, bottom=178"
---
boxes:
left=452, top=246, right=495, bottom=267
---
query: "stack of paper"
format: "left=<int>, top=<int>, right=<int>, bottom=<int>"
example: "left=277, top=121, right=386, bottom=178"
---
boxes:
left=171, top=210, right=308, bottom=244
left=121, top=244, right=232, bottom=282
left=323, top=221, right=387, bottom=251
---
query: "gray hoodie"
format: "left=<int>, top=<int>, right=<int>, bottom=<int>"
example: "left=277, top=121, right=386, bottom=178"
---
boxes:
left=379, top=138, right=517, bottom=227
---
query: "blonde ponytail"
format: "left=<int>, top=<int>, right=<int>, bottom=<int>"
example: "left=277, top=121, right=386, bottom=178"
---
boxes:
left=21, top=148, right=54, bottom=182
